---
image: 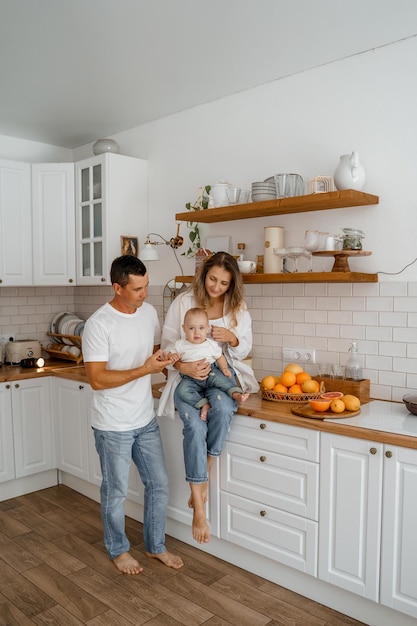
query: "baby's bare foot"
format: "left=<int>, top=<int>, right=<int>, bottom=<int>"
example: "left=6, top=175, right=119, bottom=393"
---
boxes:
left=112, top=552, right=143, bottom=575
left=233, top=392, right=249, bottom=403
left=200, top=403, right=209, bottom=421
left=145, top=550, right=184, bottom=569
left=192, top=510, right=211, bottom=544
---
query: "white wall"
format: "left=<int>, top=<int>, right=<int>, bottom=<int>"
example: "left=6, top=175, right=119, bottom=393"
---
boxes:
left=0, top=134, right=72, bottom=162
left=73, top=35, right=417, bottom=285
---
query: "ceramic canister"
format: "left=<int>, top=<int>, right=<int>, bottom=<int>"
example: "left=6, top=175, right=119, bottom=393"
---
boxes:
left=264, top=226, right=284, bottom=273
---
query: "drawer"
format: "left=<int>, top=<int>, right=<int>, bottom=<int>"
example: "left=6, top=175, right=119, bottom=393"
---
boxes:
left=228, top=414, right=320, bottom=462
left=221, top=441, right=319, bottom=520
left=220, top=492, right=318, bottom=576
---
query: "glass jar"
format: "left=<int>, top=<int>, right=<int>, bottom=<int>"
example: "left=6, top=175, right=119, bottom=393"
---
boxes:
left=341, top=228, right=365, bottom=250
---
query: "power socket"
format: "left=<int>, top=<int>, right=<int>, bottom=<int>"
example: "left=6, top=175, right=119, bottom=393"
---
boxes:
left=283, top=348, right=316, bottom=363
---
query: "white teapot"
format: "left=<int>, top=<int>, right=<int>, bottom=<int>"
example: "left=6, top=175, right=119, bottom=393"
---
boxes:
left=210, top=181, right=232, bottom=207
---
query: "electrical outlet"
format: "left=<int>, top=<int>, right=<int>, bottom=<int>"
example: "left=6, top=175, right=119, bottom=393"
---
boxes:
left=0, top=334, right=15, bottom=345
left=283, top=348, right=316, bottom=363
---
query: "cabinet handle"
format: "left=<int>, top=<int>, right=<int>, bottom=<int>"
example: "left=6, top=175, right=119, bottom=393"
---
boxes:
left=79, top=385, right=84, bottom=390
left=370, top=447, right=377, bottom=455
left=5, top=384, right=10, bottom=389
left=0, top=278, right=2, bottom=284
left=100, top=277, right=106, bottom=282
left=260, top=423, right=266, bottom=430
left=15, top=383, right=19, bottom=389
left=385, top=450, right=393, bottom=458
left=260, top=510, right=267, bottom=517
left=69, top=278, right=74, bottom=283
left=260, top=455, right=266, bottom=463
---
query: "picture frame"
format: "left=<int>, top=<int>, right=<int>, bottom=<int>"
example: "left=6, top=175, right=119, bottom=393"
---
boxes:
left=121, top=236, right=139, bottom=257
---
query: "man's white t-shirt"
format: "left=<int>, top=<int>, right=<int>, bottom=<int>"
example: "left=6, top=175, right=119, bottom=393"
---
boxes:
left=82, top=302, right=161, bottom=431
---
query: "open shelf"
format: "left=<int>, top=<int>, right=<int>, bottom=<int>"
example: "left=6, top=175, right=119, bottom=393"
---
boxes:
left=175, top=189, right=379, bottom=224
left=176, top=272, right=378, bottom=284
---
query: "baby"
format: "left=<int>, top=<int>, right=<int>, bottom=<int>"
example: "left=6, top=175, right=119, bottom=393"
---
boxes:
left=166, top=307, right=249, bottom=420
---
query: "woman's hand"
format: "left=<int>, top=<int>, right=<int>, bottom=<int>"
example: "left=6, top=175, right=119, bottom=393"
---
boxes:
left=211, top=325, right=239, bottom=347
left=176, top=358, right=210, bottom=380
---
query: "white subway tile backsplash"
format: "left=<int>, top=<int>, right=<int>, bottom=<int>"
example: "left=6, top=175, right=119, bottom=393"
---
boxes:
left=2, top=280, right=417, bottom=402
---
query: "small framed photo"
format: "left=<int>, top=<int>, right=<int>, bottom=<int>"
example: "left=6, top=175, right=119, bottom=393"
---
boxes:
left=121, top=236, right=139, bottom=257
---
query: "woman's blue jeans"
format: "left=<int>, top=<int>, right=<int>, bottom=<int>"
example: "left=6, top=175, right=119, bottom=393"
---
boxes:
left=93, top=417, right=169, bottom=559
left=174, top=386, right=237, bottom=483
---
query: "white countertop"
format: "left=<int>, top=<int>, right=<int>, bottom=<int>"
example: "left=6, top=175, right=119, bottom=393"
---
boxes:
left=325, top=399, right=417, bottom=438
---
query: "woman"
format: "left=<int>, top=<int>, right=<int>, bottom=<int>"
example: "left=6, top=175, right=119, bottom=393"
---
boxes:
left=158, top=252, right=259, bottom=544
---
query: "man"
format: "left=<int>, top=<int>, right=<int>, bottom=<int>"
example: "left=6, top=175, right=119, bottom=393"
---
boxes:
left=82, top=255, right=183, bottom=575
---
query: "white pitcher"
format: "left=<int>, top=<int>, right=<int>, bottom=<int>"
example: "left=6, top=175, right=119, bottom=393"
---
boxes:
left=334, top=151, right=366, bottom=191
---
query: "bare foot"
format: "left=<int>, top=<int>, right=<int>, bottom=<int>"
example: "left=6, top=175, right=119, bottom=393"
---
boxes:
left=192, top=509, right=211, bottom=543
left=233, top=391, right=249, bottom=403
left=145, top=550, right=184, bottom=569
left=200, top=402, right=210, bottom=421
left=112, top=552, right=144, bottom=575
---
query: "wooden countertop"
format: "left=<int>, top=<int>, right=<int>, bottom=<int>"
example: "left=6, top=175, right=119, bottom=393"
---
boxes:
left=3, top=363, right=416, bottom=450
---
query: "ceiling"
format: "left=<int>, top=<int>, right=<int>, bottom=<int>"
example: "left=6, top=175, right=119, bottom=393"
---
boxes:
left=1, top=0, right=417, bottom=149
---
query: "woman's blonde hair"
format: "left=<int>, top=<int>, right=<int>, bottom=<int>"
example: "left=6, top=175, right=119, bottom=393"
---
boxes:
left=192, top=252, right=244, bottom=327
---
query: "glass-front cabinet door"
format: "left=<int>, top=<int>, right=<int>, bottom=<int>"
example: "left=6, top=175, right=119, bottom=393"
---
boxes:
left=75, top=153, right=148, bottom=285
left=77, top=158, right=105, bottom=284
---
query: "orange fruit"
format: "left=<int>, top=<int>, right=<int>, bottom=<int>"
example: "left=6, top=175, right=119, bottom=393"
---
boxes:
left=288, top=384, right=302, bottom=394
left=262, top=375, right=276, bottom=390
left=342, top=395, right=361, bottom=411
left=296, top=371, right=311, bottom=385
left=330, top=399, right=345, bottom=413
left=284, top=363, right=304, bottom=374
left=273, top=383, right=288, bottom=393
left=280, top=371, right=296, bottom=387
left=309, top=398, right=331, bottom=412
left=301, top=379, right=320, bottom=394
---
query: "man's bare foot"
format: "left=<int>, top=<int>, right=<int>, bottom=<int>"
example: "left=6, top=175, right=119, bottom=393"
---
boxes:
left=200, top=403, right=210, bottom=421
left=112, top=552, right=144, bottom=575
left=192, top=509, right=211, bottom=543
left=145, top=550, right=184, bottom=569
left=232, top=391, right=249, bottom=403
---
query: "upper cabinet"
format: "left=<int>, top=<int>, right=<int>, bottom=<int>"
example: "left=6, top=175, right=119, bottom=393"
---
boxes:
left=0, top=160, right=32, bottom=286
left=32, top=163, right=75, bottom=285
left=75, top=154, right=147, bottom=285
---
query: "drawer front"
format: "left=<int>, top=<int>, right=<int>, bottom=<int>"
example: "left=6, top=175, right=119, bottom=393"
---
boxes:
left=221, top=441, right=319, bottom=520
left=221, top=492, right=318, bottom=576
left=228, top=414, right=319, bottom=461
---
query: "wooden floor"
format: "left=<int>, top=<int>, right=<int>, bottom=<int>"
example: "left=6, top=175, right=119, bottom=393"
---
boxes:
left=0, top=485, right=366, bottom=626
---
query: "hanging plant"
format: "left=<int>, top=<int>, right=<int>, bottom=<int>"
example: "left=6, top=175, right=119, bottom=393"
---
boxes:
left=182, top=185, right=211, bottom=258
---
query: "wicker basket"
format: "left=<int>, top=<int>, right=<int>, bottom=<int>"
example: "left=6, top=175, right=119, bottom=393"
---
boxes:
left=260, top=381, right=325, bottom=403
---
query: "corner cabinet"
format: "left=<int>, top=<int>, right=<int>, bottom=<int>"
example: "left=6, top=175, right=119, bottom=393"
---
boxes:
left=75, top=153, right=147, bottom=285
left=175, top=189, right=379, bottom=284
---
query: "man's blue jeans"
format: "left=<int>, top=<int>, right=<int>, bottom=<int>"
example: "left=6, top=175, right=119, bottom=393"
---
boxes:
left=93, top=417, right=169, bottom=559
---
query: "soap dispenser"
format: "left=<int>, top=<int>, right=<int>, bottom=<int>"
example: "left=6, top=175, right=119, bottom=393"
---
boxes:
left=346, top=341, right=362, bottom=381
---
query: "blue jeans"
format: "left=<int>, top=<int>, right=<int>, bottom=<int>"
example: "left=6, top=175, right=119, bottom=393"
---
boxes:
left=174, top=385, right=237, bottom=483
left=177, top=363, right=242, bottom=409
left=93, top=417, right=169, bottom=559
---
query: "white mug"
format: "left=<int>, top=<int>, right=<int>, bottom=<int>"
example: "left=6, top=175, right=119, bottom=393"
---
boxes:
left=238, top=260, right=256, bottom=274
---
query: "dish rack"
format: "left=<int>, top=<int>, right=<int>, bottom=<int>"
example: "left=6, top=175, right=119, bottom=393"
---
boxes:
left=45, top=333, right=83, bottom=364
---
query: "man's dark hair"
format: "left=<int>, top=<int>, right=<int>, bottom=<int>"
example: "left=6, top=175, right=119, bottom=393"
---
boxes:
left=110, top=255, right=147, bottom=287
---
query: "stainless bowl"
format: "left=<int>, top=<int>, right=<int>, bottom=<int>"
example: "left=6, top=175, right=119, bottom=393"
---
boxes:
left=403, top=394, right=417, bottom=415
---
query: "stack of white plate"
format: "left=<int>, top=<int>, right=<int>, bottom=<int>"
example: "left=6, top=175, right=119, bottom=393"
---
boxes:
left=251, top=179, right=276, bottom=202
left=49, top=311, right=85, bottom=344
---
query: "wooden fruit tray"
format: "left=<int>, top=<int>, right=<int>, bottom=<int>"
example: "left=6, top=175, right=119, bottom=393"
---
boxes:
left=291, top=403, right=361, bottom=420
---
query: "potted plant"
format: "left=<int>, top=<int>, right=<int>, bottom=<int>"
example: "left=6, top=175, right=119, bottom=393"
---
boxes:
left=182, top=185, right=211, bottom=258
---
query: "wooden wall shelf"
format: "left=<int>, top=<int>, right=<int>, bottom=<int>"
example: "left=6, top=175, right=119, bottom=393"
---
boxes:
left=176, top=272, right=378, bottom=284
left=175, top=189, right=379, bottom=224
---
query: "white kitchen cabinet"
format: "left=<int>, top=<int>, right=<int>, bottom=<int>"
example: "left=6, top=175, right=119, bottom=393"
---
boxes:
left=75, top=153, right=147, bottom=285
left=319, top=433, right=383, bottom=600
left=220, top=414, right=319, bottom=575
left=32, top=163, right=75, bottom=285
left=0, top=160, right=32, bottom=285
left=54, top=378, right=91, bottom=480
left=0, top=382, right=14, bottom=483
left=10, top=377, right=54, bottom=478
left=380, top=445, right=417, bottom=620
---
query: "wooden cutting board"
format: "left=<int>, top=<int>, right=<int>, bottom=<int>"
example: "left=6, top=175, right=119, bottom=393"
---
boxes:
left=291, top=403, right=361, bottom=420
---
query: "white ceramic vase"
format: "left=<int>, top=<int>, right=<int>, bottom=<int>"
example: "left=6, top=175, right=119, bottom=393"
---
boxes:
left=92, top=138, right=120, bottom=155
left=333, top=151, right=366, bottom=191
